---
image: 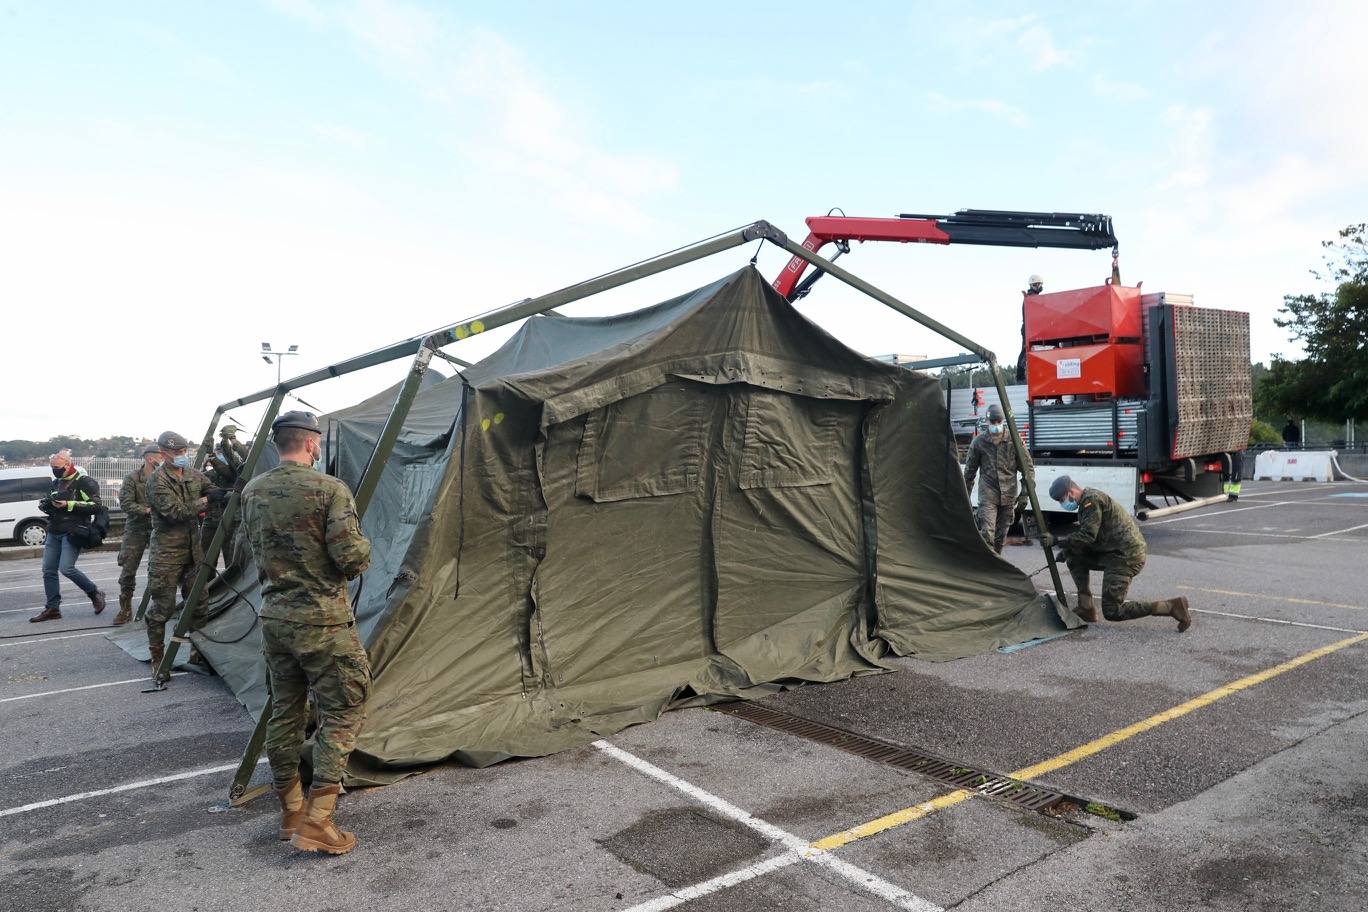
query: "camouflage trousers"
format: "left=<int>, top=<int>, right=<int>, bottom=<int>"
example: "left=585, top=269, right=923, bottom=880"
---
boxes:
left=199, top=510, right=237, bottom=568
left=145, top=551, right=195, bottom=654
left=1066, top=550, right=1156, bottom=621
left=975, top=502, right=1015, bottom=554
left=262, top=618, right=371, bottom=788
left=117, top=523, right=151, bottom=598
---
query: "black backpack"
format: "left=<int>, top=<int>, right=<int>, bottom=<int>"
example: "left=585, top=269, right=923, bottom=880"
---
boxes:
left=67, top=505, right=110, bottom=548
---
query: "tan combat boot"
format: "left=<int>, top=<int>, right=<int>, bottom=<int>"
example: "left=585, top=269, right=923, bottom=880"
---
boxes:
left=1074, top=592, right=1099, bottom=623
left=148, top=641, right=164, bottom=673
left=113, top=593, right=133, bottom=626
left=290, top=783, right=357, bottom=855
left=275, top=777, right=305, bottom=841
left=1153, top=597, right=1193, bottom=632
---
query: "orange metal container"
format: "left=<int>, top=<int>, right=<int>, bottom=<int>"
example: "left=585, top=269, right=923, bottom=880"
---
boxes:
left=1025, top=284, right=1146, bottom=399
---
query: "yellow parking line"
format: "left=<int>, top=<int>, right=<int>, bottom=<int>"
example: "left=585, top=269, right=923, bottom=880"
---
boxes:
left=1177, top=584, right=1364, bottom=612
left=811, top=631, right=1368, bottom=851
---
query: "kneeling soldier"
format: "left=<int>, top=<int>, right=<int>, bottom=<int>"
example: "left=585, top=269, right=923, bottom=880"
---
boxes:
left=241, top=411, right=371, bottom=855
left=1041, top=475, right=1192, bottom=631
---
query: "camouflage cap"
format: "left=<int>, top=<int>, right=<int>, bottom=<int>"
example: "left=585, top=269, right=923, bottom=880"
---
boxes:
left=271, top=410, right=321, bottom=435
left=157, top=430, right=190, bottom=450
left=142, top=443, right=161, bottom=456
left=219, top=425, right=240, bottom=437
left=986, top=403, right=1005, bottom=422
left=1048, top=475, right=1075, bottom=501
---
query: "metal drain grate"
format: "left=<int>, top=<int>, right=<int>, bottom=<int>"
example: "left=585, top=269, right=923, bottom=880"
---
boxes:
left=715, top=701, right=1067, bottom=813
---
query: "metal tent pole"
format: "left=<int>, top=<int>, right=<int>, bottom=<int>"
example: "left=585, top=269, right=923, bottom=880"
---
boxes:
left=768, top=234, right=1069, bottom=608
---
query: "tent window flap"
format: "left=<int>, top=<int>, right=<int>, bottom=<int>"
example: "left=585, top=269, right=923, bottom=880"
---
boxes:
left=574, top=382, right=706, bottom=503
left=739, top=389, right=841, bottom=490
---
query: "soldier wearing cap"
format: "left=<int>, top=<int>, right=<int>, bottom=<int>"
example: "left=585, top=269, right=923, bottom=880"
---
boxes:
left=112, top=443, right=164, bottom=625
left=241, top=411, right=371, bottom=856
left=144, top=430, right=220, bottom=670
left=1042, top=475, right=1192, bottom=630
left=963, top=403, right=1032, bottom=554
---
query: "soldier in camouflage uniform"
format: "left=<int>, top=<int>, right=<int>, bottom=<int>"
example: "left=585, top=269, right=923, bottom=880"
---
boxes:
left=113, top=444, right=164, bottom=625
left=200, top=425, right=249, bottom=565
left=1042, top=475, right=1192, bottom=630
left=144, top=431, right=219, bottom=671
left=241, top=411, right=371, bottom=856
left=963, top=403, right=1033, bottom=554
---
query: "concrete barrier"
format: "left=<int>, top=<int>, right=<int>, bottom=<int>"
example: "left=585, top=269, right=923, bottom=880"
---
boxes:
left=1254, top=450, right=1335, bottom=482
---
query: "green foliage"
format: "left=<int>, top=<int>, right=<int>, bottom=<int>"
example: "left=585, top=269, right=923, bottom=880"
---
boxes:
left=1267, top=224, right=1368, bottom=422
left=937, top=364, right=1017, bottom=390
left=0, top=436, right=146, bottom=463
left=1248, top=419, right=1281, bottom=445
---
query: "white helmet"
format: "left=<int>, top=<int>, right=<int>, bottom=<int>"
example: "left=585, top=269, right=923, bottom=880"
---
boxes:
left=1028, top=274, right=1044, bottom=287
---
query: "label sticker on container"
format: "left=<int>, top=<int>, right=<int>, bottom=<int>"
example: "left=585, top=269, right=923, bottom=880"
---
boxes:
left=1056, top=358, right=1081, bottom=379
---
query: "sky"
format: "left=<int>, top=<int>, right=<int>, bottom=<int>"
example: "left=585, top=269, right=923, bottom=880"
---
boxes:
left=1, top=0, right=1365, bottom=440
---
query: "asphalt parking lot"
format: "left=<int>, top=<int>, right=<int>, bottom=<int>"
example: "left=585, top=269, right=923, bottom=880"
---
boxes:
left=3, top=479, right=1367, bottom=912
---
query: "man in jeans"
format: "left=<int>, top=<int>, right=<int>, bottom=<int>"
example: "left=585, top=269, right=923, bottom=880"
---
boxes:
left=30, top=450, right=108, bottom=623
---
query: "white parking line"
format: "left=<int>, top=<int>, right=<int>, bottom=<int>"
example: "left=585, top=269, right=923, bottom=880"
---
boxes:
left=1192, top=608, right=1368, bottom=635
left=1173, top=528, right=1328, bottom=541
left=1310, top=521, right=1368, bottom=540
left=0, top=560, right=119, bottom=576
left=0, top=673, right=186, bottom=703
left=594, top=740, right=941, bottom=912
left=1147, top=503, right=1285, bottom=525
left=0, top=758, right=266, bottom=818
left=623, top=852, right=803, bottom=912
left=0, top=574, right=122, bottom=592
left=0, top=631, right=113, bottom=648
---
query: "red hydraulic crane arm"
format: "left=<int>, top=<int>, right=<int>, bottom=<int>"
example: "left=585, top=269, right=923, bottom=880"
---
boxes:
left=773, top=209, right=1118, bottom=301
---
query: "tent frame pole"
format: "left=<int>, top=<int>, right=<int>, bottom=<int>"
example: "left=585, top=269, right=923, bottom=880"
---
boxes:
left=222, top=223, right=767, bottom=803
left=768, top=235, right=1069, bottom=608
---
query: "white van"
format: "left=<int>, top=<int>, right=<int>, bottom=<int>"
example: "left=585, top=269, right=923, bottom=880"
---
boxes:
left=0, top=466, right=54, bottom=546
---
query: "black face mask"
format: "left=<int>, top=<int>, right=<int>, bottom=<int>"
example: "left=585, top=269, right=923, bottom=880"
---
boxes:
left=52, top=466, right=66, bottom=479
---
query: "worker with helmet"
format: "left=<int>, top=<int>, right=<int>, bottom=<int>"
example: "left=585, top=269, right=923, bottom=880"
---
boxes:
left=963, top=403, right=1033, bottom=554
left=1041, top=475, right=1192, bottom=630
left=1016, top=274, right=1044, bottom=383
left=241, top=411, right=371, bottom=856
left=144, top=430, right=222, bottom=671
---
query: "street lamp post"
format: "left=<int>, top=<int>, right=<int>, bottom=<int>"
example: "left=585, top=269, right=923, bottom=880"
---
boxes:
left=260, top=342, right=298, bottom=385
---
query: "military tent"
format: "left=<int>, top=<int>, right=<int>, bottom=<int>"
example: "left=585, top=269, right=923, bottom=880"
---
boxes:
left=184, top=266, right=1072, bottom=783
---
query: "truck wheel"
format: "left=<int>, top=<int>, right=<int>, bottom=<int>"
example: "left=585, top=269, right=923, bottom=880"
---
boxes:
left=16, top=519, right=48, bottom=547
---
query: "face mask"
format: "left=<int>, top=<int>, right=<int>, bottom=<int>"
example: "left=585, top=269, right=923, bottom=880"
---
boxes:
left=1062, top=498, right=1079, bottom=512
left=52, top=466, right=66, bottom=479
left=172, top=454, right=190, bottom=469
left=988, top=423, right=1004, bottom=435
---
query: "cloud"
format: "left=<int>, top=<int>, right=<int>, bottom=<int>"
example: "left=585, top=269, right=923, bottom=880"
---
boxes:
left=266, top=0, right=678, bottom=231
left=1016, top=24, right=1070, bottom=70
left=926, top=90, right=1028, bottom=128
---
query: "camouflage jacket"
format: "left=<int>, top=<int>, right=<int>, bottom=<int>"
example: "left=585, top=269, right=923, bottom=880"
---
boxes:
left=147, top=464, right=211, bottom=556
left=205, top=437, right=250, bottom=486
left=1064, top=487, right=1146, bottom=560
left=119, top=465, right=156, bottom=530
left=242, top=462, right=371, bottom=626
left=963, top=430, right=1032, bottom=505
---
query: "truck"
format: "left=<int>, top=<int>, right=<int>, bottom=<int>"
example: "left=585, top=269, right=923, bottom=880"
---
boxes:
left=774, top=209, right=1253, bottom=519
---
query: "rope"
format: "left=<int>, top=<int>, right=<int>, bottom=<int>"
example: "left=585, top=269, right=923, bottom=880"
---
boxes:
left=0, top=623, right=117, bottom=639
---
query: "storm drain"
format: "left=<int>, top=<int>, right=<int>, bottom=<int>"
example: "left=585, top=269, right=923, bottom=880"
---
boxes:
left=715, top=700, right=1068, bottom=813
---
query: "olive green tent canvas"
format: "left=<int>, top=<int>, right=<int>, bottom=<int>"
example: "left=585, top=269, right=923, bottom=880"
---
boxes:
left=179, top=266, right=1073, bottom=783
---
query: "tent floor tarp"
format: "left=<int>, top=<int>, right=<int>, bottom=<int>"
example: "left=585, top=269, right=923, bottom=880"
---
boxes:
left=189, top=267, right=1076, bottom=785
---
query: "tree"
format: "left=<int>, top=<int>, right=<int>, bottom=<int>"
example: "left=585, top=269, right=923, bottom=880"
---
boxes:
left=1265, top=224, right=1368, bottom=422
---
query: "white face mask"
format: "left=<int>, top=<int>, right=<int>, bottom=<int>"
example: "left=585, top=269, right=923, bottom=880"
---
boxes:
left=988, top=422, right=1004, bottom=436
